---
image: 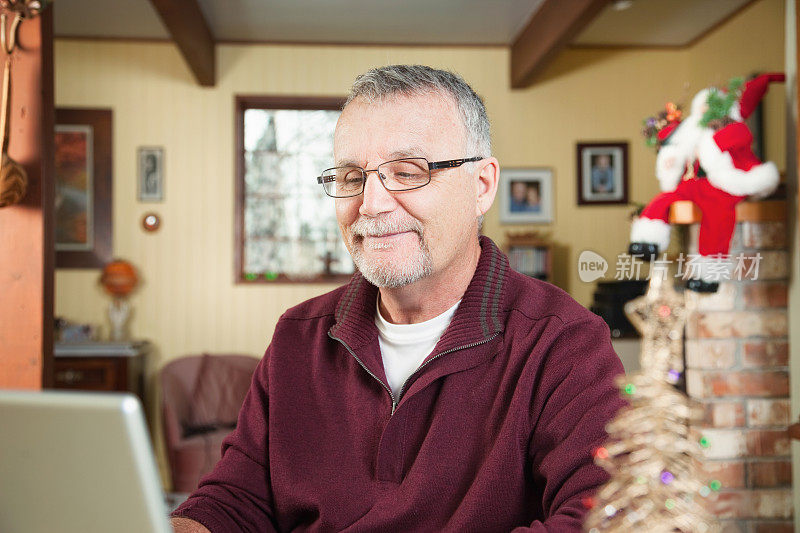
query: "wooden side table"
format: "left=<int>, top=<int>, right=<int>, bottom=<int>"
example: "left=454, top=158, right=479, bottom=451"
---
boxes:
left=53, top=341, right=151, bottom=403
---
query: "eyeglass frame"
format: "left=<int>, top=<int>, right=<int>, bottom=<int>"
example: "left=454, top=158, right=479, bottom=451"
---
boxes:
left=316, top=156, right=484, bottom=198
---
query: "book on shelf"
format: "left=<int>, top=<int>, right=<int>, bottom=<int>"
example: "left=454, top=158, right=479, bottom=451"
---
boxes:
left=504, top=231, right=553, bottom=282
left=508, top=246, right=549, bottom=279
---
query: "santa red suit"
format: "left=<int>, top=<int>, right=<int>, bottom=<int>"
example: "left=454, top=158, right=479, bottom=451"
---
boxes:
left=629, top=73, right=783, bottom=290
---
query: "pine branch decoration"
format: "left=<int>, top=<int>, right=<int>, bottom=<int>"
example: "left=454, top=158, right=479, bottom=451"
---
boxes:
left=583, top=274, right=721, bottom=533
left=699, top=77, right=744, bottom=128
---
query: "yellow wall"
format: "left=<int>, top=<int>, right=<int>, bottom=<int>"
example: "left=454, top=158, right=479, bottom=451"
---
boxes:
left=53, top=0, right=785, bottom=483
left=686, top=0, right=786, bottom=169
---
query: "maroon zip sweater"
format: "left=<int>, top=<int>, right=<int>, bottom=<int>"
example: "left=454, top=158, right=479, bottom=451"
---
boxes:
left=173, top=237, right=625, bottom=532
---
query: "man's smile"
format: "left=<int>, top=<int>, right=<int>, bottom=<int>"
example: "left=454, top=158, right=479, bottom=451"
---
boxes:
left=359, top=231, right=419, bottom=249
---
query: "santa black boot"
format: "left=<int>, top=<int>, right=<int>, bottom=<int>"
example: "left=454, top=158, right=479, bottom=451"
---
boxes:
left=629, top=217, right=670, bottom=261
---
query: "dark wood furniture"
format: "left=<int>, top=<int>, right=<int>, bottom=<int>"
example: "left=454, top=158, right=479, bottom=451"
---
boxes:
left=53, top=341, right=150, bottom=403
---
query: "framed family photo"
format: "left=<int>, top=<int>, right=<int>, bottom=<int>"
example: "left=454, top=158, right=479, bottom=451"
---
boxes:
left=54, top=108, right=113, bottom=269
left=499, top=168, right=553, bottom=224
left=138, top=147, right=164, bottom=202
left=576, top=142, right=628, bottom=205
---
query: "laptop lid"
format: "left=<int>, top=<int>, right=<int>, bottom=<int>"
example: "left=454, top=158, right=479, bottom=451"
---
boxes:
left=0, top=390, right=171, bottom=533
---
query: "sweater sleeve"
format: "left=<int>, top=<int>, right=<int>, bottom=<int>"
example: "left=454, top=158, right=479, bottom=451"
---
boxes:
left=515, top=313, right=626, bottom=532
left=171, top=347, right=279, bottom=533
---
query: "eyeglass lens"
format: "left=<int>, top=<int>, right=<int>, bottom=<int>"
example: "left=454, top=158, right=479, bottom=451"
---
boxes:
left=320, top=158, right=430, bottom=197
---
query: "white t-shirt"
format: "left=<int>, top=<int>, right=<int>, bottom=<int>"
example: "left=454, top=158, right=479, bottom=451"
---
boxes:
left=375, top=297, right=460, bottom=399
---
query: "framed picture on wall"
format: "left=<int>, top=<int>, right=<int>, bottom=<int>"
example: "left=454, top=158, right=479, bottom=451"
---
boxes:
left=138, top=147, right=164, bottom=202
left=55, top=108, right=113, bottom=269
left=576, top=142, right=628, bottom=205
left=499, top=168, right=553, bottom=224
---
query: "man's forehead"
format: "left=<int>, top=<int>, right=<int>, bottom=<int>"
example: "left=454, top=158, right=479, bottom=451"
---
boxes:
left=339, top=92, right=461, bottom=129
left=334, top=91, right=463, bottom=162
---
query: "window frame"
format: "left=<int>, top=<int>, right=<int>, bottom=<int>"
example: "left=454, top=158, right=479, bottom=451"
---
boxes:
left=234, top=95, right=350, bottom=284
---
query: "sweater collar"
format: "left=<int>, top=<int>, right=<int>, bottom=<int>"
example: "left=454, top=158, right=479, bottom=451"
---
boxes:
left=329, top=236, right=509, bottom=352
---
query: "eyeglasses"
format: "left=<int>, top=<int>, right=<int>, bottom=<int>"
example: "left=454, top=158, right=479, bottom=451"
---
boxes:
left=316, top=156, right=483, bottom=198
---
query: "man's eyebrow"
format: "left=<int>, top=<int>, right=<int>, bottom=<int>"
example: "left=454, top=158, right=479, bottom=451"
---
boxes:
left=334, top=158, right=361, bottom=167
left=335, top=148, right=429, bottom=168
left=387, top=147, right=428, bottom=160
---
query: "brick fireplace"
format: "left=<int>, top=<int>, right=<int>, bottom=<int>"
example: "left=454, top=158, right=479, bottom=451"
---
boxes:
left=682, top=200, right=791, bottom=532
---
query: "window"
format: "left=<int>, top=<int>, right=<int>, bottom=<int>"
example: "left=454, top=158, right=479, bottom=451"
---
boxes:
left=235, top=96, right=355, bottom=283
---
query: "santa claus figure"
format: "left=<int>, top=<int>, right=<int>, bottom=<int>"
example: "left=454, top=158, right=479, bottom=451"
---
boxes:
left=629, top=73, right=783, bottom=292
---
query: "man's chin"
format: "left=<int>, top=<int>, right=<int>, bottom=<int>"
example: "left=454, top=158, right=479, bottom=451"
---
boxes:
left=351, top=249, right=433, bottom=289
left=357, top=262, right=429, bottom=289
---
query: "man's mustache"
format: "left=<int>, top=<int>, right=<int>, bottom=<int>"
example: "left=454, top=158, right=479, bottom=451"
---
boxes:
left=349, top=215, right=423, bottom=238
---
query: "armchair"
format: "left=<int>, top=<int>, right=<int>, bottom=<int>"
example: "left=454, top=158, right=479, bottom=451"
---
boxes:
left=160, top=354, right=259, bottom=493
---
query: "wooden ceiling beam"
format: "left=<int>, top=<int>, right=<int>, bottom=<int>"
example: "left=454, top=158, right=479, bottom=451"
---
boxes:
left=510, top=0, right=610, bottom=89
left=149, top=0, right=216, bottom=86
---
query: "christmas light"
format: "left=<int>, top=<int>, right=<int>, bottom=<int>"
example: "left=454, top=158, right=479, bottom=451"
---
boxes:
left=710, top=480, right=722, bottom=491
left=660, top=471, right=674, bottom=484
left=594, top=447, right=609, bottom=459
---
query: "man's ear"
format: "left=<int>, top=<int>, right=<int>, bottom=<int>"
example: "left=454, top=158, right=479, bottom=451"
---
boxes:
left=474, top=157, right=499, bottom=217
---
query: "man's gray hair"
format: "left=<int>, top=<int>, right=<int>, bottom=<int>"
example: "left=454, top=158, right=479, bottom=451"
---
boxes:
left=345, top=65, right=491, bottom=157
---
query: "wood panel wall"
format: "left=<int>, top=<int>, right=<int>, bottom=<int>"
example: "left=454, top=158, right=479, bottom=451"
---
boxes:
left=0, top=7, right=55, bottom=389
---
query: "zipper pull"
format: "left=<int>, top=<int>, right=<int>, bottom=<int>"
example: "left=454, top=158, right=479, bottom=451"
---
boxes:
left=391, top=402, right=397, bottom=416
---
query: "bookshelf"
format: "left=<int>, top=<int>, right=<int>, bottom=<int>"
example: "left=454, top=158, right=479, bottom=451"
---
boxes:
left=505, top=232, right=552, bottom=282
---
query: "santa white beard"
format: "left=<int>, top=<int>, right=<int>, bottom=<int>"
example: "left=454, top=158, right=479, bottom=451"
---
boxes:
left=655, top=114, right=705, bottom=192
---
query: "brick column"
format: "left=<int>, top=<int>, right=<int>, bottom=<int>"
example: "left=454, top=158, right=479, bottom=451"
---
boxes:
left=684, top=214, right=791, bottom=533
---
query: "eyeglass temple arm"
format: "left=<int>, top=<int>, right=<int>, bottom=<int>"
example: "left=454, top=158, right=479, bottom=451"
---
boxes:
left=428, top=156, right=483, bottom=170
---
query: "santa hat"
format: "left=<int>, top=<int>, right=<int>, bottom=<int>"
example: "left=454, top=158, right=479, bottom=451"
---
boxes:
left=657, top=122, right=681, bottom=143
left=697, top=121, right=779, bottom=198
left=731, top=73, right=785, bottom=121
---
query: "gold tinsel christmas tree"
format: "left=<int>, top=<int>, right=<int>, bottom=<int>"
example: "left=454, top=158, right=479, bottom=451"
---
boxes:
left=584, top=271, right=721, bottom=532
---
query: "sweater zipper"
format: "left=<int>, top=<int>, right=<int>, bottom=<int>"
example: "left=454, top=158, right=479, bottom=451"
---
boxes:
left=330, top=331, right=500, bottom=416
left=328, top=331, right=398, bottom=412
left=394, top=332, right=500, bottom=411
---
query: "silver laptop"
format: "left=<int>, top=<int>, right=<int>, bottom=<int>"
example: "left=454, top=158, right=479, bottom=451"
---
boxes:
left=0, top=389, right=172, bottom=533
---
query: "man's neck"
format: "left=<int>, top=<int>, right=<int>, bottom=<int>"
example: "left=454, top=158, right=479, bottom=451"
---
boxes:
left=377, top=240, right=481, bottom=324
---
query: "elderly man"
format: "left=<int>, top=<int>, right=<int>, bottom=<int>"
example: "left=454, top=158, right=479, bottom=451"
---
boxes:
left=172, top=65, right=624, bottom=532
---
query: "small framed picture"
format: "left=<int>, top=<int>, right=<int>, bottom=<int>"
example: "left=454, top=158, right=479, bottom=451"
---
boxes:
left=499, top=168, right=553, bottom=224
left=576, top=142, right=628, bottom=205
left=138, top=147, right=164, bottom=202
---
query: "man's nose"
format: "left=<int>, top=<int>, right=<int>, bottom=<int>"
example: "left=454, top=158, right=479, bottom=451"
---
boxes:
left=359, top=170, right=397, bottom=217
